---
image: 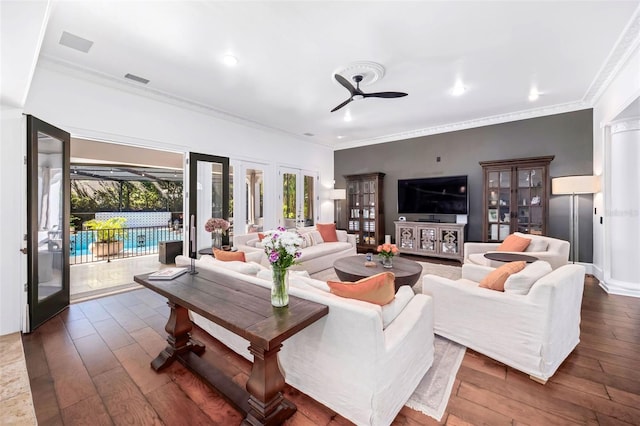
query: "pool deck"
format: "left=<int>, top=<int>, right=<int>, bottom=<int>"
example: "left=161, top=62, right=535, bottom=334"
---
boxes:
left=71, top=255, right=171, bottom=302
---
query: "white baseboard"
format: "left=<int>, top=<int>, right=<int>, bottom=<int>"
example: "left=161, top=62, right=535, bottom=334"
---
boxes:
left=578, top=263, right=640, bottom=298
left=599, top=279, right=640, bottom=298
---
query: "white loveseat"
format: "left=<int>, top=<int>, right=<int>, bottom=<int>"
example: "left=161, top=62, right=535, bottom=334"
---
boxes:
left=175, top=254, right=434, bottom=426
left=422, top=262, right=585, bottom=382
left=233, top=226, right=357, bottom=274
left=464, top=232, right=570, bottom=270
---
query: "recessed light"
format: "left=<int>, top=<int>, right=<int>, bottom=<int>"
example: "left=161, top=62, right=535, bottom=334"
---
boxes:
left=451, top=80, right=466, bottom=96
left=337, top=135, right=344, bottom=139
left=344, top=111, right=352, bottom=122
left=222, top=54, right=238, bottom=67
left=528, top=88, right=540, bottom=101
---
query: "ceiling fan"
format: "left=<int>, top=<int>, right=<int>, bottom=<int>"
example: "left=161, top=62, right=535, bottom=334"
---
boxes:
left=331, top=74, right=408, bottom=112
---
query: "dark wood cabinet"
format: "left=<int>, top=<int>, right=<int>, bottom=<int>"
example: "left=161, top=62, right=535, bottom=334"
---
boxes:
left=345, top=173, right=385, bottom=252
left=480, top=156, right=554, bottom=242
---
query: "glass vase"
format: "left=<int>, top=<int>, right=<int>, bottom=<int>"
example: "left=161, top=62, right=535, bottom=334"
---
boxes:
left=212, top=228, right=223, bottom=249
left=382, top=256, right=393, bottom=269
left=271, top=266, right=290, bottom=307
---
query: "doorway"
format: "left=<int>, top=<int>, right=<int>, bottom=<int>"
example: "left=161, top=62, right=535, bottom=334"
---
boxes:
left=279, top=167, right=318, bottom=229
left=69, top=138, right=184, bottom=301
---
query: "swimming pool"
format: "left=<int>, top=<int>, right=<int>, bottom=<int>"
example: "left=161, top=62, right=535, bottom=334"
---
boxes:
left=71, top=226, right=183, bottom=258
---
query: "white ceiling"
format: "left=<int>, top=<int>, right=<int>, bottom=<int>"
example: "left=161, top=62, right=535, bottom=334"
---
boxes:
left=36, top=1, right=640, bottom=149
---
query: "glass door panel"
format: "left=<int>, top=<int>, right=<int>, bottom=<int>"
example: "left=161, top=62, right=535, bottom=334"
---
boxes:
left=245, top=167, right=264, bottom=233
left=279, top=167, right=317, bottom=229
left=188, top=153, right=229, bottom=257
left=302, top=174, right=315, bottom=227
left=27, top=116, right=70, bottom=331
left=281, top=171, right=297, bottom=229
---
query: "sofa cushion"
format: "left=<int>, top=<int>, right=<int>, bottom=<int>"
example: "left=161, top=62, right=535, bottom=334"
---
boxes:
left=327, top=272, right=396, bottom=305
left=381, top=286, right=413, bottom=329
left=199, top=255, right=262, bottom=276
left=497, top=234, right=531, bottom=252
left=479, top=261, right=526, bottom=291
left=297, top=242, right=352, bottom=262
left=525, top=238, right=549, bottom=252
left=317, top=223, right=338, bottom=242
left=213, top=248, right=246, bottom=262
left=504, top=260, right=553, bottom=295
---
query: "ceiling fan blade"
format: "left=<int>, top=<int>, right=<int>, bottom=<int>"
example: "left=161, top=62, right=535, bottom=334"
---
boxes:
left=330, top=98, right=353, bottom=112
left=363, top=91, right=408, bottom=99
left=334, top=74, right=358, bottom=96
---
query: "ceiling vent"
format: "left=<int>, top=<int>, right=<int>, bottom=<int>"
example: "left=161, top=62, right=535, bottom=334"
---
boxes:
left=59, top=31, right=93, bottom=53
left=124, top=73, right=150, bottom=85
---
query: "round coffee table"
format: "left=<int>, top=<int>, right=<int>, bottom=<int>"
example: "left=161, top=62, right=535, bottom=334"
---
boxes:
left=333, top=255, right=422, bottom=291
left=483, top=252, right=538, bottom=263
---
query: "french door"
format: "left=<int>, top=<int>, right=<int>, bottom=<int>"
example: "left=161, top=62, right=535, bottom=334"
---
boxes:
left=232, top=161, right=266, bottom=235
left=188, top=153, right=230, bottom=257
left=279, top=167, right=318, bottom=229
left=26, top=116, right=70, bottom=331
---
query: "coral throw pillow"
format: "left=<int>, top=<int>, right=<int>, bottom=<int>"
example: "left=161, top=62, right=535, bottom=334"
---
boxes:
left=257, top=232, right=266, bottom=241
left=479, top=261, right=526, bottom=291
left=316, top=223, right=338, bottom=242
left=497, top=234, right=531, bottom=252
left=213, top=249, right=246, bottom=262
left=327, top=272, right=395, bottom=305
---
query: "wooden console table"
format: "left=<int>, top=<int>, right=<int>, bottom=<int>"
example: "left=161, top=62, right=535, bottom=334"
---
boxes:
left=134, top=270, right=328, bottom=426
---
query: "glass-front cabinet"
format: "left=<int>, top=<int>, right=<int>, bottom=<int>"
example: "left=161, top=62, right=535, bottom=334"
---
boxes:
left=480, top=156, right=554, bottom=242
left=345, top=173, right=384, bottom=252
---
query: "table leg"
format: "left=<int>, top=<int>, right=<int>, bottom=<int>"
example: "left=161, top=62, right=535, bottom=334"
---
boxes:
left=242, top=343, right=296, bottom=426
left=151, top=301, right=205, bottom=371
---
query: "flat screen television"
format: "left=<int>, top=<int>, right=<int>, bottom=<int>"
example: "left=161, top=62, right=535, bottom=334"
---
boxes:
left=398, top=175, right=468, bottom=215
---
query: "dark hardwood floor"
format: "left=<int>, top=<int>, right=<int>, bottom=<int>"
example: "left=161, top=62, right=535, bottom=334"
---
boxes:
left=23, top=270, right=640, bottom=425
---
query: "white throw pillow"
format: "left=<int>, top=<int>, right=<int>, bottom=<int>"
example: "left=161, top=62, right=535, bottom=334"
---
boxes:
left=245, top=238, right=260, bottom=248
left=381, top=286, right=413, bottom=329
left=525, top=238, right=549, bottom=252
left=244, top=250, right=264, bottom=264
left=504, top=260, right=552, bottom=295
left=309, top=230, right=324, bottom=245
left=300, top=233, right=314, bottom=248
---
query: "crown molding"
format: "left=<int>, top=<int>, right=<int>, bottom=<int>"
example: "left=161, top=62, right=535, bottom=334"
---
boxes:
left=610, top=118, right=640, bottom=134
left=583, top=4, right=640, bottom=104
left=333, top=101, right=591, bottom=151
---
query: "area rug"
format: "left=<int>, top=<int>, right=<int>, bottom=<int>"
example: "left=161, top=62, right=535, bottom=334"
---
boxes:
left=311, top=260, right=465, bottom=421
left=406, top=335, right=466, bottom=421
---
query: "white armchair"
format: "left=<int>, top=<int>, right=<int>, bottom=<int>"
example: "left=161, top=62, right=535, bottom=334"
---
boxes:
left=422, top=262, right=585, bottom=383
left=464, top=232, right=570, bottom=270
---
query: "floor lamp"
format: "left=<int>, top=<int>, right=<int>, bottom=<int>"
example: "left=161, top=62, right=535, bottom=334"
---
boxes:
left=329, top=189, right=346, bottom=230
left=551, top=175, right=599, bottom=263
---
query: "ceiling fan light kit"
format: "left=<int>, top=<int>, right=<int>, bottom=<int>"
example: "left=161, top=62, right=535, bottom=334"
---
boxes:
left=331, top=72, right=408, bottom=112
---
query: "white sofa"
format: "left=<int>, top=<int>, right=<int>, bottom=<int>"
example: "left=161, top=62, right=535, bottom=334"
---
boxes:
left=175, top=254, right=434, bottom=426
left=233, top=226, right=357, bottom=274
left=422, top=262, right=585, bottom=382
left=464, top=232, right=570, bottom=270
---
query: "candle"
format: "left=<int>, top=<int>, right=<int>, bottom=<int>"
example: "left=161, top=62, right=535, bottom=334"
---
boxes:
left=385, top=235, right=391, bottom=244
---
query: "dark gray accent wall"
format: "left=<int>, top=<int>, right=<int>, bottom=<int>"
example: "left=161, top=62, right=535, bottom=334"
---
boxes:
left=334, top=109, right=594, bottom=262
